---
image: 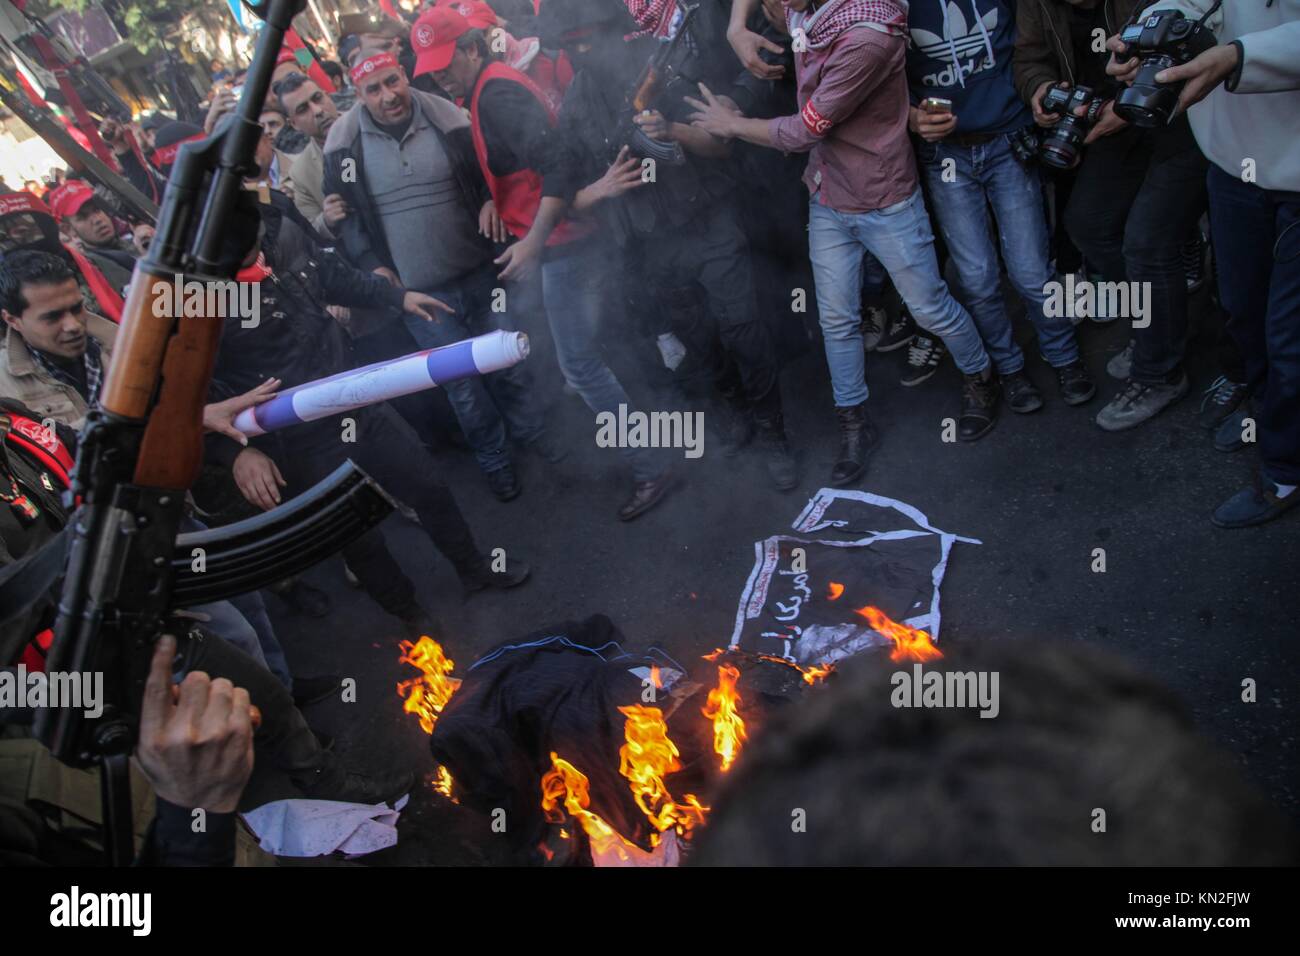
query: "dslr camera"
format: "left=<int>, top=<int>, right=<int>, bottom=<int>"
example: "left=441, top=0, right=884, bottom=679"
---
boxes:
left=1114, top=9, right=1217, bottom=128
left=1038, top=85, right=1106, bottom=170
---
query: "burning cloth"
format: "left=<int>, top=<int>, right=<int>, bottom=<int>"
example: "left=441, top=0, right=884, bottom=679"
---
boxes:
left=729, top=489, right=980, bottom=665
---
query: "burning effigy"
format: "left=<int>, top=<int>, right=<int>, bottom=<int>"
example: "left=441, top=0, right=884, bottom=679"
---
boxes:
left=395, top=490, right=977, bottom=865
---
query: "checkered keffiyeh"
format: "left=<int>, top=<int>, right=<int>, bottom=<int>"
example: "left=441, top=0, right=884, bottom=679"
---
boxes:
left=30, top=336, right=104, bottom=407
left=789, top=0, right=908, bottom=49
left=625, top=0, right=681, bottom=38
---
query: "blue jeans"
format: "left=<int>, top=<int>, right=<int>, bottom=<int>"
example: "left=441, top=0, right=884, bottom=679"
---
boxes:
left=917, top=133, right=1079, bottom=374
left=809, top=190, right=990, bottom=407
left=404, top=263, right=545, bottom=475
left=1207, top=163, right=1300, bottom=486
left=543, top=247, right=665, bottom=483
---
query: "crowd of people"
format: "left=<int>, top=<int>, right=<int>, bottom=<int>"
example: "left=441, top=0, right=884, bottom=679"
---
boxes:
left=0, top=0, right=1296, bottom=864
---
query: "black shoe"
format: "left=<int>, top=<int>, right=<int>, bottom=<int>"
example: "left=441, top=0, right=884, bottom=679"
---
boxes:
left=1212, top=475, right=1300, bottom=529
left=875, top=309, right=916, bottom=353
left=1054, top=361, right=1096, bottom=406
left=1195, top=375, right=1249, bottom=431
left=959, top=367, right=1001, bottom=442
left=273, top=578, right=331, bottom=618
left=861, top=305, right=887, bottom=353
left=305, top=768, right=415, bottom=806
left=1095, top=375, right=1189, bottom=432
left=1183, top=230, right=1206, bottom=293
left=618, top=469, right=675, bottom=521
left=461, top=558, right=532, bottom=594
left=292, top=675, right=342, bottom=708
left=900, top=335, right=946, bottom=387
left=527, top=430, right=569, bottom=464
left=830, top=402, right=878, bottom=487
left=754, top=413, right=799, bottom=492
left=1003, top=370, right=1045, bottom=413
left=485, top=465, right=521, bottom=502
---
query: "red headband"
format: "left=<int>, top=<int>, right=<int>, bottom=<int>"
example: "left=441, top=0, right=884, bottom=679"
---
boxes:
left=350, top=52, right=401, bottom=86
left=151, top=133, right=206, bottom=169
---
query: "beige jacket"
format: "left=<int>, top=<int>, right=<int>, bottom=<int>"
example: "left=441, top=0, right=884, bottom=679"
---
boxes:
left=288, top=139, right=331, bottom=239
left=0, top=313, right=117, bottom=429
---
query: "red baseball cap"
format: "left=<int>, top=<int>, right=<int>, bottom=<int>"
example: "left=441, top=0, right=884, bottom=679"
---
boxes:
left=437, top=0, right=497, bottom=30
left=411, top=6, right=472, bottom=76
left=46, top=181, right=98, bottom=221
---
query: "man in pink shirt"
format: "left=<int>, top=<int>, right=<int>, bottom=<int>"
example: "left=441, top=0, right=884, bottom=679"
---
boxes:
left=690, top=0, right=998, bottom=488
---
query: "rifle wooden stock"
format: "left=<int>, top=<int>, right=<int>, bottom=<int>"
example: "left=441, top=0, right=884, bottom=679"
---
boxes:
left=100, top=263, right=222, bottom=489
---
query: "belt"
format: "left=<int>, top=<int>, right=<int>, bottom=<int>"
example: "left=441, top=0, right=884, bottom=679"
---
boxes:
left=946, top=131, right=999, bottom=147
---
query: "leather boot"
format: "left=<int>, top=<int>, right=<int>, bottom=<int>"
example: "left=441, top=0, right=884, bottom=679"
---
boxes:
left=754, top=412, right=799, bottom=492
left=831, top=402, right=877, bottom=486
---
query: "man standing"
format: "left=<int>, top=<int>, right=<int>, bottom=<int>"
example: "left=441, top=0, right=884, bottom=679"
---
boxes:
left=322, top=51, right=559, bottom=502
left=275, top=72, right=347, bottom=239
left=419, top=6, right=674, bottom=520
left=46, top=180, right=150, bottom=274
left=905, top=0, right=1095, bottom=414
left=707, top=0, right=999, bottom=490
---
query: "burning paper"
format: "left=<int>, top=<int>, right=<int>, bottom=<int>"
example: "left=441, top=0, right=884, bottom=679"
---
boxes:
left=231, top=330, right=528, bottom=437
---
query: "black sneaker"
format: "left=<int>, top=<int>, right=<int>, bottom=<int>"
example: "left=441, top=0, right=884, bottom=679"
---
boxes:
left=861, top=305, right=887, bottom=353
left=1054, top=361, right=1097, bottom=406
left=1003, top=370, right=1045, bottom=413
left=875, top=309, right=916, bottom=353
left=1195, top=375, right=1249, bottom=431
left=485, top=464, right=521, bottom=502
left=900, top=335, right=946, bottom=386
left=958, top=367, right=1001, bottom=441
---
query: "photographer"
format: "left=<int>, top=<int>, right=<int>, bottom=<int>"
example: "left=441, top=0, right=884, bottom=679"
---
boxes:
left=1107, top=0, right=1300, bottom=527
left=1014, top=0, right=1208, bottom=432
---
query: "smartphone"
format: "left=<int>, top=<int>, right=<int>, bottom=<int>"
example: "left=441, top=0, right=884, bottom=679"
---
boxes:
left=921, top=96, right=953, bottom=116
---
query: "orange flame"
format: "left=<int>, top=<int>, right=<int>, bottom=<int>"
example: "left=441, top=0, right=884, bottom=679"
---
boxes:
left=755, top=653, right=836, bottom=685
left=396, top=637, right=462, bottom=734
left=854, top=606, right=944, bottom=662
left=702, top=664, right=747, bottom=772
left=827, top=581, right=845, bottom=601
left=618, top=705, right=708, bottom=842
left=541, top=753, right=643, bottom=862
left=433, top=764, right=456, bottom=802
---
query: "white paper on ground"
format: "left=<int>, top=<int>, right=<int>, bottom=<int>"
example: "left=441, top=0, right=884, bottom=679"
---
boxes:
left=241, top=794, right=410, bottom=858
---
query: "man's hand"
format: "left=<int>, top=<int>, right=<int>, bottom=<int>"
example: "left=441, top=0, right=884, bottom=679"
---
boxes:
left=1105, top=34, right=1140, bottom=85
left=205, top=89, right=237, bottom=135
left=131, top=223, right=155, bottom=256
left=135, top=635, right=254, bottom=814
left=1083, top=99, right=1128, bottom=144
left=1032, top=80, right=1064, bottom=128
left=727, top=25, right=786, bottom=80
left=909, top=106, right=958, bottom=143
left=402, top=290, right=455, bottom=323
left=686, top=83, right=743, bottom=140
left=495, top=235, right=544, bottom=283
left=232, top=446, right=286, bottom=511
left=479, top=200, right=510, bottom=244
left=203, top=377, right=280, bottom=445
left=373, top=266, right=401, bottom=287
left=322, top=193, right=349, bottom=227
left=633, top=109, right=675, bottom=143
left=1155, top=43, right=1240, bottom=116
left=590, top=146, right=647, bottom=204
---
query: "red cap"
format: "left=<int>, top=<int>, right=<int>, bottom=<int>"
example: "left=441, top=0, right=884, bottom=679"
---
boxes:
left=349, top=51, right=403, bottom=87
left=275, top=48, right=298, bottom=67
left=437, top=0, right=497, bottom=30
left=411, top=6, right=472, bottom=76
left=46, top=181, right=98, bottom=221
left=0, top=191, right=52, bottom=220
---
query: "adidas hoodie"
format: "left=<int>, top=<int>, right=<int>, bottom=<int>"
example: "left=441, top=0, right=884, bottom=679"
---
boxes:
left=905, top=0, right=1031, bottom=134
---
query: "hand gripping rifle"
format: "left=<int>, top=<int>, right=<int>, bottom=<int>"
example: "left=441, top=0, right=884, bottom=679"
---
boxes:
left=617, top=2, right=701, bottom=167
left=28, top=0, right=395, bottom=864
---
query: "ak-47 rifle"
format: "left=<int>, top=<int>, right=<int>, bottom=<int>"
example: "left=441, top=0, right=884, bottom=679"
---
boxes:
left=617, top=2, right=701, bottom=167
left=25, top=0, right=394, bottom=865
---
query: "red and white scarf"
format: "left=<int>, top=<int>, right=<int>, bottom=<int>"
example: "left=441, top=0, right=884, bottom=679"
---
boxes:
left=788, top=0, right=908, bottom=49
left=625, top=0, right=682, bottom=38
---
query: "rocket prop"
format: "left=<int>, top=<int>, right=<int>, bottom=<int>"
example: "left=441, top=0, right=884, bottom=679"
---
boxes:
left=232, top=330, right=529, bottom=438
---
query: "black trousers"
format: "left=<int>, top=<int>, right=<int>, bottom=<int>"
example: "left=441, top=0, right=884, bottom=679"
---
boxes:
left=1065, top=121, right=1208, bottom=384
left=643, top=200, right=784, bottom=421
left=269, top=402, right=485, bottom=618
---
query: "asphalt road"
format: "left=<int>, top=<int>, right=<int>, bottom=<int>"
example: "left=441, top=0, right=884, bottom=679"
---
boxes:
left=263, top=285, right=1299, bottom=865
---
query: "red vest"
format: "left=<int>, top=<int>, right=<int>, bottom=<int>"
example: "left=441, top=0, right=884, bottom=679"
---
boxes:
left=469, top=62, right=592, bottom=247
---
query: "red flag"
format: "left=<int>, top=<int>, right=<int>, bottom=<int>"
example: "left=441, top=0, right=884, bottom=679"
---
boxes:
left=283, top=27, right=337, bottom=93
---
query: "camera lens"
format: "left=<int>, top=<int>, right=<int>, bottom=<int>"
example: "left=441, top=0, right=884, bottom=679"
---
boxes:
left=1115, top=53, right=1179, bottom=128
left=1038, top=118, right=1084, bottom=170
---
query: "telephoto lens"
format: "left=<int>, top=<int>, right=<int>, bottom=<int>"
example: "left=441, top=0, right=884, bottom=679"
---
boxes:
left=1114, top=10, right=1217, bottom=128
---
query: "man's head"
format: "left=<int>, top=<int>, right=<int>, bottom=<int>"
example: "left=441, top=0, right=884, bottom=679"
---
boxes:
left=0, top=191, right=58, bottom=255
left=352, top=53, right=412, bottom=126
left=259, top=103, right=289, bottom=141
left=340, top=9, right=408, bottom=68
left=537, top=0, right=636, bottom=75
left=412, top=6, right=485, bottom=98
left=0, top=250, right=87, bottom=360
left=49, top=182, right=117, bottom=248
left=271, top=49, right=303, bottom=86
left=274, top=73, right=340, bottom=144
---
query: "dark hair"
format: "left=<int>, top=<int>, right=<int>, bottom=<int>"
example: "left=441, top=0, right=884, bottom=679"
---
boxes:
left=456, top=29, right=494, bottom=62
left=271, top=71, right=313, bottom=111
left=320, top=59, right=345, bottom=84
left=0, top=250, right=77, bottom=317
left=689, top=640, right=1299, bottom=866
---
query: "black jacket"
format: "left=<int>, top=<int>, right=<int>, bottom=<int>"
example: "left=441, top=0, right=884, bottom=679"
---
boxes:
left=320, top=90, right=490, bottom=275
